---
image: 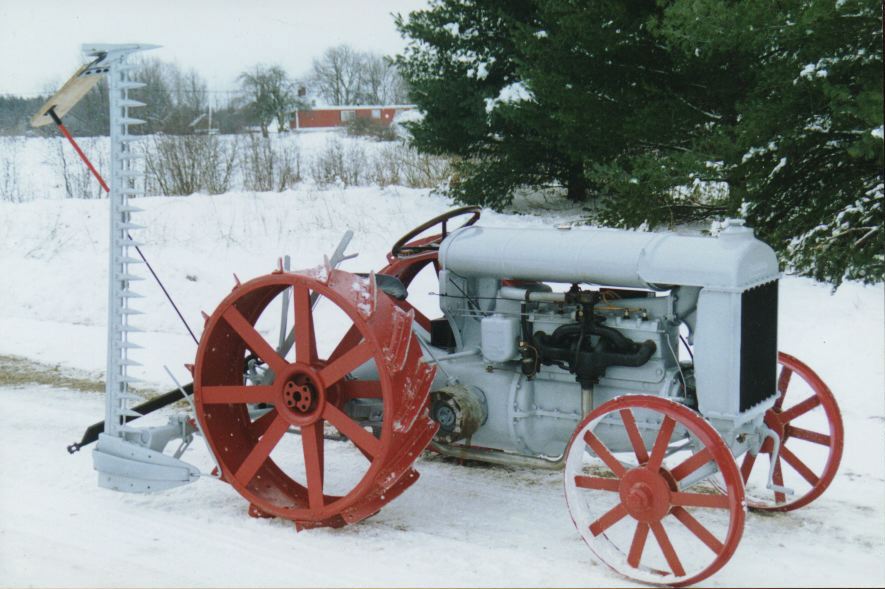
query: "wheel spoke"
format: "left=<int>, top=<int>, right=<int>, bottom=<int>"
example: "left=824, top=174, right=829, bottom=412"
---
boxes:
left=779, top=395, right=821, bottom=424
left=775, top=366, right=793, bottom=409
left=740, top=452, right=757, bottom=483
left=583, top=431, right=626, bottom=478
left=588, top=502, right=628, bottom=536
left=248, top=409, right=278, bottom=438
left=574, top=475, right=620, bottom=492
left=647, top=416, right=676, bottom=471
left=301, top=421, right=325, bottom=510
left=671, top=507, right=723, bottom=554
left=780, top=445, right=820, bottom=486
left=627, top=522, right=650, bottom=568
left=328, top=325, right=363, bottom=363
left=323, top=402, right=381, bottom=459
left=620, top=409, right=649, bottom=464
left=773, top=457, right=786, bottom=503
left=670, top=447, right=712, bottom=481
left=671, top=491, right=730, bottom=509
left=201, top=385, right=276, bottom=405
left=222, top=306, right=287, bottom=374
left=235, top=415, right=289, bottom=484
left=293, top=285, right=317, bottom=365
left=320, top=340, right=374, bottom=388
left=786, top=425, right=831, bottom=446
left=334, top=380, right=383, bottom=402
left=650, top=521, right=686, bottom=577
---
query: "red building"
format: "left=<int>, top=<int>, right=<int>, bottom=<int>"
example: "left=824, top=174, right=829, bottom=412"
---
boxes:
left=291, top=105, right=416, bottom=130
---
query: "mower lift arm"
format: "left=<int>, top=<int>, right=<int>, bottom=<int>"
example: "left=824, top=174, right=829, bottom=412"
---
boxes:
left=67, top=382, right=194, bottom=454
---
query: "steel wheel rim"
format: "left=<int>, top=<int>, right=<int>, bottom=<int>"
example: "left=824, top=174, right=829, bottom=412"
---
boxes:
left=564, top=396, right=745, bottom=587
left=195, top=270, right=400, bottom=525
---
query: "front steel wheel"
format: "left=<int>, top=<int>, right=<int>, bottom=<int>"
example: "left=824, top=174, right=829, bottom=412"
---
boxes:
left=564, top=395, right=745, bottom=586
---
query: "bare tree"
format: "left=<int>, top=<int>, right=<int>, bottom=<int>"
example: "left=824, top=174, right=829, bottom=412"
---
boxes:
left=310, top=46, right=410, bottom=105
left=131, top=58, right=209, bottom=134
left=310, top=45, right=365, bottom=105
left=359, top=54, right=410, bottom=104
left=238, top=64, right=300, bottom=137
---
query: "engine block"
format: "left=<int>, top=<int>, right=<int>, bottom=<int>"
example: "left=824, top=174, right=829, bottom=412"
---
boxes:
left=423, top=220, right=782, bottom=463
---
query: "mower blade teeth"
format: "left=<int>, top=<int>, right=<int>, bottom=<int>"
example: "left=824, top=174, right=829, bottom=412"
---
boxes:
left=115, top=273, right=144, bottom=281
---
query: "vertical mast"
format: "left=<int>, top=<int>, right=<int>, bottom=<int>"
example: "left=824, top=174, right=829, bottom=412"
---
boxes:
left=89, top=44, right=153, bottom=437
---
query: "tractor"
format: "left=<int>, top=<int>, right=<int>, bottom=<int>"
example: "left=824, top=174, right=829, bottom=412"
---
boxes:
left=189, top=206, right=843, bottom=586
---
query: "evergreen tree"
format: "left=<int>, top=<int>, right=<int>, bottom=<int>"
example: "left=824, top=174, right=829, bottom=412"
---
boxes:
left=395, top=1, right=728, bottom=210
left=658, top=0, right=883, bottom=284
left=396, top=0, right=883, bottom=285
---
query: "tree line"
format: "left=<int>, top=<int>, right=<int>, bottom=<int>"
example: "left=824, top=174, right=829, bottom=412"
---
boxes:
left=0, top=44, right=410, bottom=138
left=394, top=0, right=883, bottom=285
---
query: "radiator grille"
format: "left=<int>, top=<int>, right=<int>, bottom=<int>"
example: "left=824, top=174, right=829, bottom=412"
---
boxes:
left=739, top=280, right=779, bottom=411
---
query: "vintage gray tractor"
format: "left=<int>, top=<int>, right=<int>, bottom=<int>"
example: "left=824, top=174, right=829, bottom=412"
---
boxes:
left=187, top=207, right=843, bottom=586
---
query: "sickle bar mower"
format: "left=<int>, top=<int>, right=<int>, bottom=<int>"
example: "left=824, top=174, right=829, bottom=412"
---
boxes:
left=49, top=45, right=843, bottom=587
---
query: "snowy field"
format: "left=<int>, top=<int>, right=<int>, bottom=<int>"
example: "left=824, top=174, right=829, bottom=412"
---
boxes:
left=0, top=133, right=883, bottom=587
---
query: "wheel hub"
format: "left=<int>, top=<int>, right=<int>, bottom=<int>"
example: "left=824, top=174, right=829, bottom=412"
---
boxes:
left=278, top=367, right=325, bottom=425
left=619, top=467, right=671, bottom=522
left=284, top=381, right=314, bottom=413
left=625, top=483, right=653, bottom=512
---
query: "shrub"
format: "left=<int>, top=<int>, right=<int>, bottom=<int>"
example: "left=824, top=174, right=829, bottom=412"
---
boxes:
left=345, top=117, right=397, bottom=142
left=308, top=138, right=369, bottom=187
left=144, top=134, right=237, bottom=196
left=55, top=137, right=107, bottom=199
left=241, top=134, right=301, bottom=192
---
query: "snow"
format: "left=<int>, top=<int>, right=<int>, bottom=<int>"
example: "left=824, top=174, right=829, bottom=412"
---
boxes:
left=0, top=135, right=883, bottom=587
left=799, top=62, right=829, bottom=79
left=769, top=156, right=788, bottom=177
left=485, top=82, right=535, bottom=114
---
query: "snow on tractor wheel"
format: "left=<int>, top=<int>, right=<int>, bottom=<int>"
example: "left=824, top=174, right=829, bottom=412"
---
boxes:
left=194, top=266, right=438, bottom=528
left=564, top=396, right=746, bottom=587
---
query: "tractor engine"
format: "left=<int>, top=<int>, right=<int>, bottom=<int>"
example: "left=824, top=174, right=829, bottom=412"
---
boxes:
left=418, top=220, right=782, bottom=464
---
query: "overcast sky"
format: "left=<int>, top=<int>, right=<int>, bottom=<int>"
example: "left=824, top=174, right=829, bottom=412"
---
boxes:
left=0, top=0, right=428, bottom=96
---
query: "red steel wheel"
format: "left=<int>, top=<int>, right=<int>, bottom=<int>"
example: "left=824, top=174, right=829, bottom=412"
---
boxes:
left=564, top=396, right=745, bottom=587
left=194, top=267, right=438, bottom=529
left=738, top=352, right=844, bottom=511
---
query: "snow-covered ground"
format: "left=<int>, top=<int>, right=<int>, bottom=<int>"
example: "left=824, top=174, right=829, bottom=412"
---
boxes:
left=0, top=135, right=883, bottom=587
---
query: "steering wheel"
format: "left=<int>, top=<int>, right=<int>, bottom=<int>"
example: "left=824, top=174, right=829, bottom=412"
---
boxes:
left=390, top=206, right=481, bottom=258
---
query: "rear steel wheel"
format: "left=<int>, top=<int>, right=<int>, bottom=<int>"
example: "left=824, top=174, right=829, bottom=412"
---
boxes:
left=564, top=396, right=745, bottom=587
left=194, top=267, right=438, bottom=528
left=738, top=352, right=844, bottom=511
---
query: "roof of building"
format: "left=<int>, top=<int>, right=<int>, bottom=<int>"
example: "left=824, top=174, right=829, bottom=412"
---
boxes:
left=295, top=104, right=417, bottom=112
